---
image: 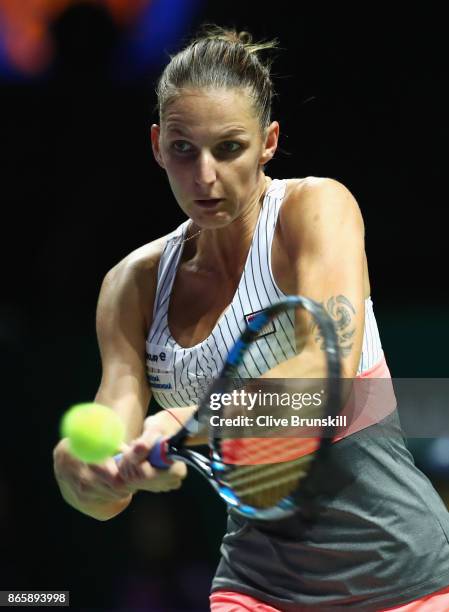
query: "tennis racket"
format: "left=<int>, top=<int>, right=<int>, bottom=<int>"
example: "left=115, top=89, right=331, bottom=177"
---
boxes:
left=142, top=296, right=340, bottom=520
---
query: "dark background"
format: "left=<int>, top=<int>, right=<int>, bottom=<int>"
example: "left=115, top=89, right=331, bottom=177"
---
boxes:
left=1, top=2, right=447, bottom=610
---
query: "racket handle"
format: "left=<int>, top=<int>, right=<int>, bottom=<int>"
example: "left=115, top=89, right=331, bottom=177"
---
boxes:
left=147, top=437, right=173, bottom=469
left=113, top=437, right=173, bottom=469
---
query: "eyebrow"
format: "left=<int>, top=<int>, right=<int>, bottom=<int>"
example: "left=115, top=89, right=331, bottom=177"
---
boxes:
left=165, top=125, right=249, bottom=138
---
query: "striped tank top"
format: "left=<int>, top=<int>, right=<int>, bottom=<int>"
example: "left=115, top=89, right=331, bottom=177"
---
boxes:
left=146, top=178, right=384, bottom=411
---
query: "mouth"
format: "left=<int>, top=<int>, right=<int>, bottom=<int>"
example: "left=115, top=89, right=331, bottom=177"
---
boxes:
left=194, top=198, right=223, bottom=208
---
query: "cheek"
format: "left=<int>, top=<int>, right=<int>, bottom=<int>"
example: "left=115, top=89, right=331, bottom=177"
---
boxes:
left=228, top=155, right=260, bottom=186
left=164, top=159, right=192, bottom=189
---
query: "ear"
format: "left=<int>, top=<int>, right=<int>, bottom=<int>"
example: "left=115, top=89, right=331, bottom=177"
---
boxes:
left=259, top=121, right=279, bottom=166
left=151, top=124, right=165, bottom=168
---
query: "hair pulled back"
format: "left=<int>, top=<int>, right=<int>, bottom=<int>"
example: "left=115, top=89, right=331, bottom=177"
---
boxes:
left=156, top=25, right=278, bottom=130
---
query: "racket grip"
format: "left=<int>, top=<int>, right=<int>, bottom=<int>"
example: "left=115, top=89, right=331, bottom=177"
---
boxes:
left=113, top=438, right=172, bottom=469
left=147, top=437, right=173, bottom=469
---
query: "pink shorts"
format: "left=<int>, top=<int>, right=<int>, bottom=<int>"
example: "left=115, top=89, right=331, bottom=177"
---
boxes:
left=210, top=585, right=449, bottom=611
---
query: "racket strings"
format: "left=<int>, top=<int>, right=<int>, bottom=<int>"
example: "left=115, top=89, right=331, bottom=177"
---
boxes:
left=221, top=435, right=320, bottom=464
left=219, top=435, right=318, bottom=508
left=224, top=454, right=314, bottom=508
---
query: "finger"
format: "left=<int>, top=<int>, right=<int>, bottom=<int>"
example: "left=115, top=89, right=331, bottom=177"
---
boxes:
left=88, top=459, right=135, bottom=494
left=120, top=457, right=159, bottom=483
left=167, top=460, right=187, bottom=480
left=137, top=474, right=183, bottom=493
left=129, top=460, right=187, bottom=491
left=86, top=475, right=134, bottom=499
left=118, top=435, right=160, bottom=474
left=75, top=475, right=125, bottom=501
left=88, top=463, right=123, bottom=487
left=131, top=440, right=152, bottom=462
left=117, top=449, right=160, bottom=482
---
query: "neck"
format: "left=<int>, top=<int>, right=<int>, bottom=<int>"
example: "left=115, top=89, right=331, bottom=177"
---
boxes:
left=191, top=174, right=271, bottom=278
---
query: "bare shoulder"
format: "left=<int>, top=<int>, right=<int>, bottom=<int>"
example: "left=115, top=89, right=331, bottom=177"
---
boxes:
left=284, top=176, right=363, bottom=218
left=104, top=232, right=171, bottom=290
left=280, top=177, right=364, bottom=252
left=98, top=231, right=176, bottom=334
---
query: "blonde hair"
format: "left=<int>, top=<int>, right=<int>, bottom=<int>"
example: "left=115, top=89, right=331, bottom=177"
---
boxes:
left=156, top=25, right=279, bottom=130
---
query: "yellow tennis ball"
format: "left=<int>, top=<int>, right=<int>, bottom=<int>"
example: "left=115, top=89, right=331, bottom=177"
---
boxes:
left=61, top=403, right=125, bottom=463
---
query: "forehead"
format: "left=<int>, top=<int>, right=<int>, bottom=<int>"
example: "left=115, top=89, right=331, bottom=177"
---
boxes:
left=162, top=88, right=259, bottom=135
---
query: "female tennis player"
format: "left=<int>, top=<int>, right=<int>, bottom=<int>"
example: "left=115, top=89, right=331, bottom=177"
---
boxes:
left=53, top=26, right=449, bottom=611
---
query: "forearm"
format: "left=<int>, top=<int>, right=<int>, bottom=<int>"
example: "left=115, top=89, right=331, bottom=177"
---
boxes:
left=94, top=386, right=150, bottom=443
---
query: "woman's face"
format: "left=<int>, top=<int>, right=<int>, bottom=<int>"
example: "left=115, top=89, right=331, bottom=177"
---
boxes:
left=151, top=88, right=278, bottom=228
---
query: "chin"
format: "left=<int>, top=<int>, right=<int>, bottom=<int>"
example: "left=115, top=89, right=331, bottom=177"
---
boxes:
left=188, top=206, right=237, bottom=228
left=197, top=213, right=235, bottom=229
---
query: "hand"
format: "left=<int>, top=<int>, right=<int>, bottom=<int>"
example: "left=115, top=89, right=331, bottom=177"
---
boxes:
left=115, top=415, right=187, bottom=493
left=53, top=438, right=135, bottom=519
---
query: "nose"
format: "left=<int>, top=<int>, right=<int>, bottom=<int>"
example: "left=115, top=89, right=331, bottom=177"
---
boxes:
left=194, top=150, right=217, bottom=187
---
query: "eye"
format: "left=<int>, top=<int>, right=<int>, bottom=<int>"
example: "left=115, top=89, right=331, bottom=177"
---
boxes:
left=218, top=141, right=242, bottom=153
left=171, top=141, right=194, bottom=153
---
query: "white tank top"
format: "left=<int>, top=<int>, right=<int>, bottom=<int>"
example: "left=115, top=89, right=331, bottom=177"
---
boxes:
left=146, top=179, right=384, bottom=409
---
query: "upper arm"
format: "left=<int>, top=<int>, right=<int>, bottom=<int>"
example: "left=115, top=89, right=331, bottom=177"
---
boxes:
left=95, top=245, right=161, bottom=441
left=280, top=177, right=365, bottom=377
